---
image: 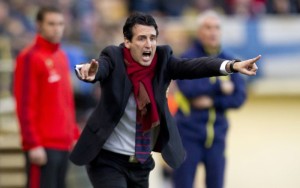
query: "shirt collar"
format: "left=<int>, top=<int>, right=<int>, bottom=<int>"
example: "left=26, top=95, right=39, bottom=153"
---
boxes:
left=35, top=34, right=60, bottom=52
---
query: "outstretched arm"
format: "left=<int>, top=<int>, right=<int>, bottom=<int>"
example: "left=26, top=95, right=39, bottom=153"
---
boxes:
left=169, top=54, right=261, bottom=80
left=75, top=46, right=115, bottom=83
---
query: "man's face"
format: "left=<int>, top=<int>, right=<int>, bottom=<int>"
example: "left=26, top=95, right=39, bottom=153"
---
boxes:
left=37, top=12, right=65, bottom=43
left=124, top=24, right=157, bottom=66
left=197, top=16, right=221, bottom=49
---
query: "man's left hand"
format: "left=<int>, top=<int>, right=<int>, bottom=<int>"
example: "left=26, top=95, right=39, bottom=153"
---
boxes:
left=233, top=55, right=261, bottom=76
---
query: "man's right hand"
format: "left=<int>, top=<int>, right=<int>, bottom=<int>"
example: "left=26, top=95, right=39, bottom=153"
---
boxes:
left=191, top=96, right=213, bottom=109
left=220, top=80, right=234, bottom=95
left=28, top=146, right=47, bottom=166
left=77, top=59, right=99, bottom=81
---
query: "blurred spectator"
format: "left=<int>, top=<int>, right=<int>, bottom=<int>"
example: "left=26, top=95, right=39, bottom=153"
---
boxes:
left=172, top=10, right=247, bottom=188
left=129, top=0, right=268, bottom=17
left=129, top=0, right=190, bottom=16
left=0, top=1, right=10, bottom=34
left=72, top=0, right=95, bottom=43
left=13, top=7, right=80, bottom=188
left=227, top=0, right=266, bottom=16
left=0, top=1, right=12, bottom=60
left=9, top=0, right=35, bottom=32
left=5, top=17, right=33, bottom=56
left=1, top=0, right=298, bottom=50
left=266, top=0, right=299, bottom=14
left=194, top=0, right=215, bottom=12
left=1, top=0, right=297, bottom=63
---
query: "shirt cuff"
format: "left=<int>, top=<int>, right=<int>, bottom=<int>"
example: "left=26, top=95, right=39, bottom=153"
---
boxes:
left=75, top=64, right=84, bottom=79
left=220, top=60, right=232, bottom=75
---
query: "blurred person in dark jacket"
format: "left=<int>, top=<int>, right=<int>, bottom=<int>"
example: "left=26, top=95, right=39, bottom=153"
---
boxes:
left=172, top=10, right=247, bottom=188
left=14, top=7, right=80, bottom=188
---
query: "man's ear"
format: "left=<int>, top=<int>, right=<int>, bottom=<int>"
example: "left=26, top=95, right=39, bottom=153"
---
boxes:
left=124, top=38, right=130, bottom=49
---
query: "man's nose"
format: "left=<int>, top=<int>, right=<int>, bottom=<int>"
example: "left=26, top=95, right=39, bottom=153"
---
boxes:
left=145, top=38, right=151, bottom=48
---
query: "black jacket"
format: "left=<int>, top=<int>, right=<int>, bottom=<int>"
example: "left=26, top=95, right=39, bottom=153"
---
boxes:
left=70, top=44, right=225, bottom=168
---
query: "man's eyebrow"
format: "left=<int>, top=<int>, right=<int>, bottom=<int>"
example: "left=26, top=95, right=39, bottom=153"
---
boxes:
left=137, top=34, right=157, bottom=38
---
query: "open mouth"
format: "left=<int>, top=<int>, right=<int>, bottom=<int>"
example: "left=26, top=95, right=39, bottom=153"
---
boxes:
left=142, top=51, right=151, bottom=58
left=142, top=51, right=152, bottom=62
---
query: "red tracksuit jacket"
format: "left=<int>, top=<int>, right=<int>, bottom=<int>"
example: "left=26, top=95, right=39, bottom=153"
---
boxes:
left=14, top=35, right=80, bottom=151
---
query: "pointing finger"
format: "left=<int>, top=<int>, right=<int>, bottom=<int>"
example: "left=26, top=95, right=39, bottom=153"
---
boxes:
left=89, top=59, right=99, bottom=76
left=90, top=59, right=98, bottom=68
left=249, top=55, right=261, bottom=64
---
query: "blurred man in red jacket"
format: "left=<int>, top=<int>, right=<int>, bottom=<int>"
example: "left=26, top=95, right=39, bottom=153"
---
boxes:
left=14, top=7, right=80, bottom=188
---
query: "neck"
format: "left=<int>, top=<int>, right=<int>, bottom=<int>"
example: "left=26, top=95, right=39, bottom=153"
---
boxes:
left=35, top=34, right=60, bottom=52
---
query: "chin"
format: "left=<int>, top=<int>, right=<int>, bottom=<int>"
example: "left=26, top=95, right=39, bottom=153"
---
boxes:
left=50, top=36, right=62, bottom=44
left=140, top=61, right=152, bottom=66
left=49, top=39, right=60, bottom=44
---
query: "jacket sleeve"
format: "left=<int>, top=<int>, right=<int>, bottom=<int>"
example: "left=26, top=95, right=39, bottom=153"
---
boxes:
left=167, top=54, right=226, bottom=80
left=213, top=74, right=247, bottom=111
left=14, top=54, right=42, bottom=150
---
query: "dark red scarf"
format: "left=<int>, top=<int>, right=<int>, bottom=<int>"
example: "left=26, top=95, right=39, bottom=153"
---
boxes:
left=123, top=47, right=160, bottom=132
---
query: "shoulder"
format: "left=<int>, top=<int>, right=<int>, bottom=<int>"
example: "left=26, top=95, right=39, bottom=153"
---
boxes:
left=156, top=45, right=175, bottom=67
left=156, top=45, right=173, bottom=58
left=157, top=44, right=172, bottom=51
left=17, top=44, right=41, bottom=64
left=15, top=45, right=44, bottom=73
left=100, top=45, right=123, bottom=61
left=98, top=45, right=123, bottom=61
left=102, top=45, right=122, bottom=54
left=156, top=45, right=173, bottom=53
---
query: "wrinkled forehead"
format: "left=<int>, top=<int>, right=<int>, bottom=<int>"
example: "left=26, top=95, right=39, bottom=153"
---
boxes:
left=132, top=24, right=157, bottom=37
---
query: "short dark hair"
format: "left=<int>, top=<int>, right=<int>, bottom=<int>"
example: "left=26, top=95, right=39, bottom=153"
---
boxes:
left=36, top=6, right=62, bottom=22
left=123, top=12, right=159, bottom=41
